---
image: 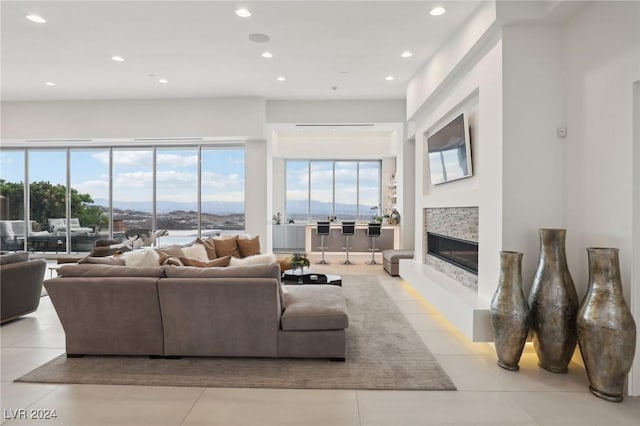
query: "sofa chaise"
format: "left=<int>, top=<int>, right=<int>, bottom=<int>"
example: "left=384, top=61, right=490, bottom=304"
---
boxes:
left=44, top=262, right=349, bottom=360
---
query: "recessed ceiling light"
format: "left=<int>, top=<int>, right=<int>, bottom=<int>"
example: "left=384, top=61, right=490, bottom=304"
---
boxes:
left=26, top=14, right=46, bottom=24
left=261, top=51, right=273, bottom=58
left=249, top=33, right=271, bottom=43
left=158, top=78, right=168, bottom=84
left=430, top=6, right=446, bottom=16
left=277, top=76, right=286, bottom=82
left=45, top=81, right=56, bottom=86
left=385, top=76, right=395, bottom=81
left=111, top=56, right=125, bottom=62
left=401, top=51, right=413, bottom=58
left=235, top=8, right=251, bottom=18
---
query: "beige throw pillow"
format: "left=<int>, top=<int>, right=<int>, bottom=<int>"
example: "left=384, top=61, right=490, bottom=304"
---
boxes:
left=181, top=244, right=209, bottom=262
left=124, top=249, right=161, bottom=267
left=196, top=237, right=217, bottom=260
left=229, top=253, right=277, bottom=267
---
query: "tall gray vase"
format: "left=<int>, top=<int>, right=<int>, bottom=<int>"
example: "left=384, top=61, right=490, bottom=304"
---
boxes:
left=577, top=248, right=637, bottom=402
left=529, top=228, right=579, bottom=373
left=490, top=251, right=529, bottom=371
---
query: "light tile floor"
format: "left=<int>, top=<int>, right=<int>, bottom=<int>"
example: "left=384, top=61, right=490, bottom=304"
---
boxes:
left=1, top=261, right=639, bottom=425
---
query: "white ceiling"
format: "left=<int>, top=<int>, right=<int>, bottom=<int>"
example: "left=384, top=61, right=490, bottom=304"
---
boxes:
left=1, top=1, right=483, bottom=102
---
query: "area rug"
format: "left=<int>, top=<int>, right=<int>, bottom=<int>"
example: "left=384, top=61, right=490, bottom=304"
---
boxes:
left=16, top=275, right=456, bottom=390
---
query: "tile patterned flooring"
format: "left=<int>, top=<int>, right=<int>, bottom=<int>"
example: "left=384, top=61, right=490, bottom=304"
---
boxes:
left=1, top=259, right=639, bottom=425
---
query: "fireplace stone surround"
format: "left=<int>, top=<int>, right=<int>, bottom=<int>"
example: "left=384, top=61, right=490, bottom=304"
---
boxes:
left=424, top=207, right=479, bottom=290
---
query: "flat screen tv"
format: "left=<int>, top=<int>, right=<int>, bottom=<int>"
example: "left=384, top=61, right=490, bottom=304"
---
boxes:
left=426, top=113, right=472, bottom=185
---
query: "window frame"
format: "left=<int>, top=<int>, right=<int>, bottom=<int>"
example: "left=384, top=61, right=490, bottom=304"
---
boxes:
left=285, top=159, right=382, bottom=223
left=0, top=141, right=245, bottom=254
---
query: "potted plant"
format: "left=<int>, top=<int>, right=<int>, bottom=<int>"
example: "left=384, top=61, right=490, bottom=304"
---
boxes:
left=290, top=252, right=310, bottom=275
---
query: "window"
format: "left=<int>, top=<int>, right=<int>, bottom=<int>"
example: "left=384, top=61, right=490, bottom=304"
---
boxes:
left=285, top=160, right=381, bottom=222
left=156, top=148, right=198, bottom=245
left=201, top=148, right=245, bottom=237
left=0, top=150, right=25, bottom=251
left=285, top=161, right=309, bottom=222
left=113, top=148, right=153, bottom=237
left=309, top=161, right=334, bottom=221
left=28, top=150, right=67, bottom=253
left=0, top=143, right=246, bottom=253
left=70, top=149, right=110, bottom=253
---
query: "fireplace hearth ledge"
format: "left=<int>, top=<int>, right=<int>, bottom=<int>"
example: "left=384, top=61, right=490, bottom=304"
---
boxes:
left=399, top=259, right=492, bottom=342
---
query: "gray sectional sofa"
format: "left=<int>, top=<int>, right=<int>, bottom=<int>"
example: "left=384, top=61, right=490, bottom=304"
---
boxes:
left=44, top=262, right=348, bottom=360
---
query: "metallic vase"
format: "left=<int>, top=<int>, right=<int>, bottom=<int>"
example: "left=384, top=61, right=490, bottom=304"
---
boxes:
left=490, top=251, right=529, bottom=371
left=577, top=248, right=637, bottom=402
left=529, top=228, right=579, bottom=373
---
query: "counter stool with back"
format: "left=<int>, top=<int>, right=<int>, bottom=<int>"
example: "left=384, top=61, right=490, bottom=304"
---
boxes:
left=316, top=221, right=330, bottom=264
left=366, top=222, right=382, bottom=265
left=341, top=221, right=356, bottom=265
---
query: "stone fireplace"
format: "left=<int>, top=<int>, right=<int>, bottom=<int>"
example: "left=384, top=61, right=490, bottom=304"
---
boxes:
left=424, top=207, right=479, bottom=290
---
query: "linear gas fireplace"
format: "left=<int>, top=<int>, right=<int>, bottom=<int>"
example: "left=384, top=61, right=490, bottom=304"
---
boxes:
left=427, top=232, right=478, bottom=275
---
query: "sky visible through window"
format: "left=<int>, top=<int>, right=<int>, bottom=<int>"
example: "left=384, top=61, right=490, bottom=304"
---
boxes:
left=286, top=160, right=381, bottom=221
left=1, top=148, right=245, bottom=214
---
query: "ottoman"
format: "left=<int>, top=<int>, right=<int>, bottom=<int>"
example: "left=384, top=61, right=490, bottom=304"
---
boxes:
left=278, top=284, right=349, bottom=360
left=383, top=249, right=414, bottom=276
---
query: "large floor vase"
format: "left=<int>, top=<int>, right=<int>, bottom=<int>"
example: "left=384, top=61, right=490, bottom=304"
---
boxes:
left=490, top=251, right=529, bottom=371
left=529, top=228, right=579, bottom=373
left=577, top=248, right=636, bottom=402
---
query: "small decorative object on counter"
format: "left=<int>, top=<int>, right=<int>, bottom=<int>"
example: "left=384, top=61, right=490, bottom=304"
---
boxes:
left=272, top=212, right=281, bottom=225
left=490, top=251, right=529, bottom=371
left=577, top=247, right=636, bottom=402
left=389, top=208, right=401, bottom=225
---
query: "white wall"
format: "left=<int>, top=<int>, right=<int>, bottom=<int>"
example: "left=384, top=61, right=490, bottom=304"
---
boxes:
left=411, top=39, right=503, bottom=306
left=501, top=25, right=566, bottom=293
left=272, top=134, right=396, bottom=159
left=1, top=97, right=266, bottom=139
left=245, top=139, right=269, bottom=242
left=406, top=1, right=496, bottom=119
left=563, top=2, right=640, bottom=395
left=267, top=100, right=405, bottom=123
left=563, top=2, right=639, bottom=299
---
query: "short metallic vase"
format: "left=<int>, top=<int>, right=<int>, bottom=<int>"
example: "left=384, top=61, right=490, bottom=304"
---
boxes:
left=528, top=228, right=579, bottom=373
left=577, top=248, right=637, bottom=402
left=490, top=251, right=529, bottom=371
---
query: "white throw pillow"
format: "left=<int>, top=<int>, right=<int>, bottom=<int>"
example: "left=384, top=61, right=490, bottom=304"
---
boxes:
left=181, top=243, right=209, bottom=262
left=229, top=253, right=277, bottom=266
left=124, top=249, right=160, bottom=267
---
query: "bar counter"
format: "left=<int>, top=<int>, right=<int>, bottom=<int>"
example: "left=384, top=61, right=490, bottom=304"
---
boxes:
left=304, top=224, right=399, bottom=254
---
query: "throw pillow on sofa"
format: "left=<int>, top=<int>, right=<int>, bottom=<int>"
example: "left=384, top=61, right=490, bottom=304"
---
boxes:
left=229, top=253, right=276, bottom=267
left=195, top=237, right=217, bottom=260
left=180, top=255, right=231, bottom=268
left=212, top=236, right=240, bottom=258
left=180, top=244, right=209, bottom=262
left=237, top=236, right=261, bottom=258
left=123, top=249, right=160, bottom=267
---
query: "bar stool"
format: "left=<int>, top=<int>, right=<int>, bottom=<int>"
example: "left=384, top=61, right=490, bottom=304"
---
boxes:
left=366, top=222, right=382, bottom=265
left=341, top=221, right=356, bottom=265
left=316, top=221, right=331, bottom=264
